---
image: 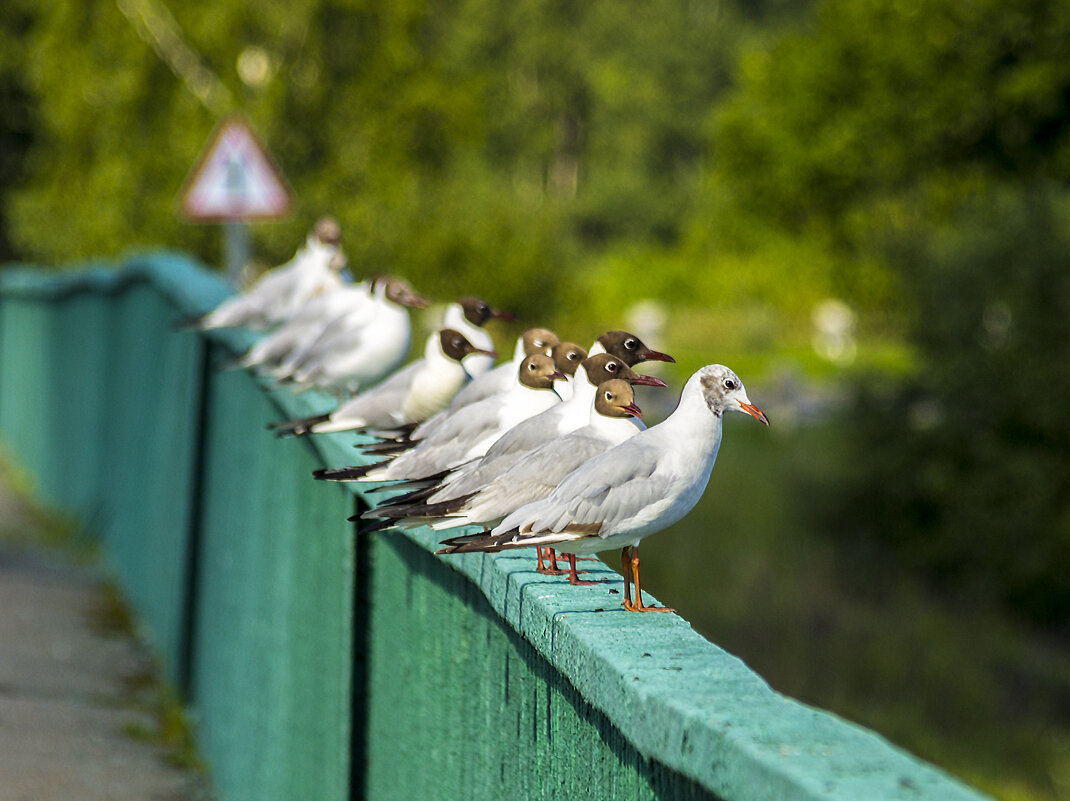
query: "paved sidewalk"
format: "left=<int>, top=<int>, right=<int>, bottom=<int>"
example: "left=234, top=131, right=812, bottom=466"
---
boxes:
left=0, top=489, right=209, bottom=801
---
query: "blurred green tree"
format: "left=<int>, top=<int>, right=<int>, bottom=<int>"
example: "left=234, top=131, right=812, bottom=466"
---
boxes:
left=706, top=0, right=1070, bottom=623
left=0, top=0, right=40, bottom=262
left=707, top=0, right=1070, bottom=304
left=831, top=188, right=1070, bottom=624
left=4, top=0, right=765, bottom=322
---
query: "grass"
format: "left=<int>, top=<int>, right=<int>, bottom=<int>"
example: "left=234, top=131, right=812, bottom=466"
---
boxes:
left=632, top=419, right=1070, bottom=801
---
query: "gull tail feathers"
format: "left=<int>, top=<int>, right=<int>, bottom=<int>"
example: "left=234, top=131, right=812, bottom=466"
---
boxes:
left=269, top=413, right=332, bottom=438
left=312, top=461, right=387, bottom=481
left=364, top=492, right=478, bottom=522
left=366, top=470, right=455, bottom=499
left=436, top=528, right=590, bottom=554
left=351, top=517, right=401, bottom=535
left=358, top=439, right=418, bottom=456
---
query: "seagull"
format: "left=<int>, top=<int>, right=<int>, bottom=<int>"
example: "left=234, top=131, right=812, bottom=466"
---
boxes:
left=418, top=340, right=672, bottom=568
left=232, top=278, right=379, bottom=372
left=438, top=328, right=559, bottom=413
left=357, top=329, right=565, bottom=460
left=370, top=328, right=669, bottom=457
left=363, top=378, right=646, bottom=535
left=268, top=329, right=495, bottom=437
left=587, top=330, right=674, bottom=365
left=437, top=364, right=769, bottom=612
left=197, top=217, right=347, bottom=331
left=271, top=277, right=428, bottom=396
left=314, top=353, right=566, bottom=484
left=442, top=298, right=514, bottom=381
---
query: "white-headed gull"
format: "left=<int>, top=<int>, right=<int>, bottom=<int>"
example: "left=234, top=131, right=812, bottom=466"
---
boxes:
left=268, top=329, right=494, bottom=436
left=314, top=353, right=567, bottom=484
left=198, top=217, right=347, bottom=330
left=271, top=277, right=428, bottom=396
left=438, top=364, right=769, bottom=612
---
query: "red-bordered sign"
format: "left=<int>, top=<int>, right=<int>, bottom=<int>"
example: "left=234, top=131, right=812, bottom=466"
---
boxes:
left=178, top=116, right=293, bottom=221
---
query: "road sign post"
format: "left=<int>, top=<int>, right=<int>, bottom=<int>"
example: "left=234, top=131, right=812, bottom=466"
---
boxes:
left=178, top=116, right=293, bottom=286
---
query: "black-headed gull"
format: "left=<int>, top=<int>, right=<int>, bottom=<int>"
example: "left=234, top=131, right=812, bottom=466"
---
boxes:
left=438, top=364, right=769, bottom=612
left=358, top=335, right=579, bottom=462
left=379, top=329, right=669, bottom=455
left=439, top=328, right=559, bottom=413
left=443, top=298, right=513, bottom=380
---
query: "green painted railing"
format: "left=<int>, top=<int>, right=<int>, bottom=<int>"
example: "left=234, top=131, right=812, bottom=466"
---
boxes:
left=0, top=254, right=991, bottom=801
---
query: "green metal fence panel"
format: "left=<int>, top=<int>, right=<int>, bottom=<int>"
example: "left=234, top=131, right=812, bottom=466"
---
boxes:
left=361, top=533, right=717, bottom=801
left=94, top=280, right=203, bottom=682
left=45, top=291, right=116, bottom=521
left=188, top=363, right=354, bottom=801
left=392, top=524, right=991, bottom=801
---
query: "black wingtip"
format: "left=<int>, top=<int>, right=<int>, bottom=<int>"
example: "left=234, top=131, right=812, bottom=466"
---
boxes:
left=368, top=491, right=479, bottom=522
left=435, top=526, right=513, bottom=554
left=312, top=461, right=383, bottom=481
left=357, top=439, right=417, bottom=456
left=356, top=518, right=396, bottom=535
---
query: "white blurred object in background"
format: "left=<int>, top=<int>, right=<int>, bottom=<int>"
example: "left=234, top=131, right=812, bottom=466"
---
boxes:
left=811, top=298, right=857, bottom=365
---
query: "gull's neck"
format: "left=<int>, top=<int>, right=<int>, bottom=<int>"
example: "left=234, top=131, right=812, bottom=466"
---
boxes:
left=648, top=377, right=723, bottom=462
left=587, top=408, right=644, bottom=441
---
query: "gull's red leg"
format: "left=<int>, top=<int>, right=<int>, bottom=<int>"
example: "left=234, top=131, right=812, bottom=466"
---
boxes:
left=565, top=553, right=603, bottom=586
left=536, top=546, right=567, bottom=575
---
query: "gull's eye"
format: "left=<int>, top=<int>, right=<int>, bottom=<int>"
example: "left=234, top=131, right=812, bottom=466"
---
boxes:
left=604, top=391, right=613, bottom=401
left=607, top=361, right=619, bottom=372
left=534, top=340, right=545, bottom=349
left=569, top=351, right=580, bottom=360
left=527, top=362, right=537, bottom=370
left=625, top=338, right=638, bottom=350
left=724, top=377, right=737, bottom=391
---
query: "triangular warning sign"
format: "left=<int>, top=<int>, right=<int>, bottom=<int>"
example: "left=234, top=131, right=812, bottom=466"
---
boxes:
left=179, top=116, right=293, bottom=221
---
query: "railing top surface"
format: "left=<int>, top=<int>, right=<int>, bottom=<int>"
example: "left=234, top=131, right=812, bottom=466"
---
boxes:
left=0, top=254, right=992, bottom=801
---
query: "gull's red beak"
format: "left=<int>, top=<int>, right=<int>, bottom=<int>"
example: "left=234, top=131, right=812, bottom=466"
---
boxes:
left=739, top=401, right=770, bottom=426
left=621, top=402, right=643, bottom=419
left=404, top=292, right=431, bottom=309
left=491, top=309, right=515, bottom=321
left=640, top=349, right=675, bottom=363
left=630, top=374, right=668, bottom=388
left=472, top=348, right=497, bottom=358
left=550, top=370, right=568, bottom=381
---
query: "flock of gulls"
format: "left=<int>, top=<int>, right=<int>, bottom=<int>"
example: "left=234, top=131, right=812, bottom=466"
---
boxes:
left=195, top=218, right=769, bottom=613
